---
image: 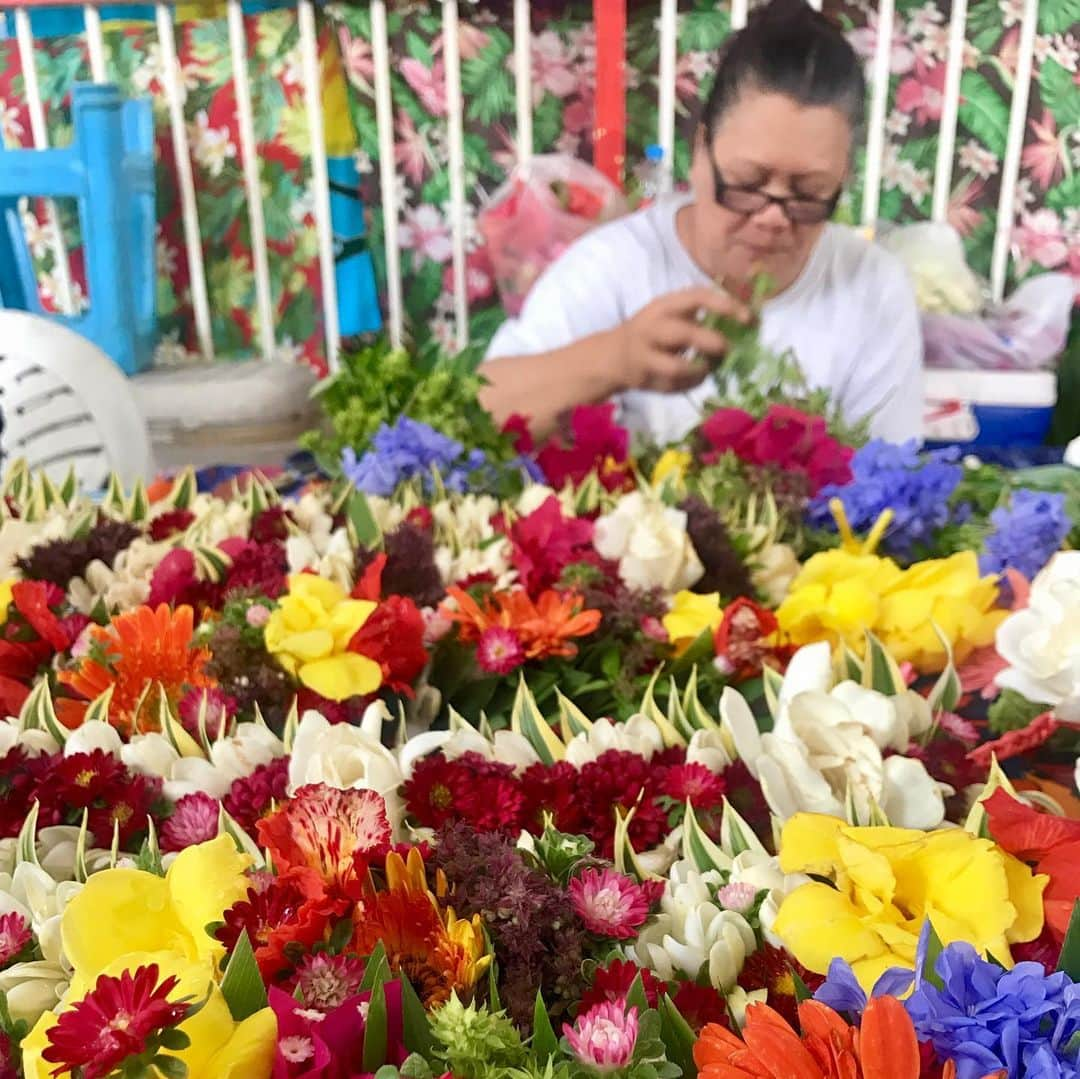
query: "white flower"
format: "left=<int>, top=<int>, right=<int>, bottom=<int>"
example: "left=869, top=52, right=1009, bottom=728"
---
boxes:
left=0, top=719, right=58, bottom=757
left=286, top=528, right=355, bottom=590
left=593, top=493, right=703, bottom=592
left=958, top=139, right=1000, bottom=180
left=685, top=729, right=733, bottom=773
left=397, top=725, right=539, bottom=778
left=63, top=721, right=122, bottom=758
left=996, top=552, right=1080, bottom=721
left=188, top=111, right=236, bottom=178
left=563, top=716, right=665, bottom=768
left=629, top=860, right=756, bottom=989
left=728, top=850, right=810, bottom=945
left=288, top=707, right=405, bottom=833
left=0, top=958, right=70, bottom=1025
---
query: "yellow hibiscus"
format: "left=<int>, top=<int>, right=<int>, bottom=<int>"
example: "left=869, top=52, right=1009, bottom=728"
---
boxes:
left=264, top=573, right=383, bottom=700
left=876, top=551, right=1006, bottom=670
left=662, top=590, right=724, bottom=654
left=20, top=836, right=276, bottom=1078
left=773, top=814, right=1047, bottom=991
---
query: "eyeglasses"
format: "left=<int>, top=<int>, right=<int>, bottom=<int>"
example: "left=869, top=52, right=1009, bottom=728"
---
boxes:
left=710, top=159, right=841, bottom=225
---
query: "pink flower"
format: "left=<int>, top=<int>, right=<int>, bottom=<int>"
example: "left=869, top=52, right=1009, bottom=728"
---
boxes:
left=160, top=792, right=221, bottom=853
left=400, top=57, right=447, bottom=117
left=715, top=881, right=758, bottom=915
left=948, top=177, right=987, bottom=237
left=178, top=686, right=235, bottom=740
left=245, top=604, right=271, bottom=628
left=338, top=26, right=374, bottom=88
left=0, top=911, right=31, bottom=965
left=457, top=23, right=490, bottom=61
left=476, top=627, right=526, bottom=675
left=395, top=109, right=431, bottom=186
left=531, top=31, right=578, bottom=104
left=290, top=953, right=367, bottom=1011
left=896, top=61, right=947, bottom=125
left=847, top=14, right=916, bottom=74
left=399, top=204, right=453, bottom=264
left=1012, top=208, right=1069, bottom=274
left=569, top=868, right=656, bottom=939
left=564, top=999, right=639, bottom=1071
left=563, top=96, right=593, bottom=135
left=442, top=247, right=496, bottom=304
left=1021, top=110, right=1066, bottom=190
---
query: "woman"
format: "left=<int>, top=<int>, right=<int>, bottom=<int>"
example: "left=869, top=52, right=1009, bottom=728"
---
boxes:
left=480, top=0, right=923, bottom=445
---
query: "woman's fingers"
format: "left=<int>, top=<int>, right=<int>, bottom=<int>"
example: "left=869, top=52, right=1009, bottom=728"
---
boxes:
left=659, top=285, right=752, bottom=324
left=643, top=349, right=714, bottom=392
left=653, top=317, right=728, bottom=357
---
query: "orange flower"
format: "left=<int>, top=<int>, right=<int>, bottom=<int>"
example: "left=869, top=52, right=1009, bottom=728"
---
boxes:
left=351, top=847, right=491, bottom=1008
left=442, top=586, right=601, bottom=661
left=58, top=604, right=214, bottom=735
left=694, top=996, right=920, bottom=1079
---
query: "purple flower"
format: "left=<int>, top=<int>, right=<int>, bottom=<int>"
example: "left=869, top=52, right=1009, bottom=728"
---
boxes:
left=808, top=440, right=963, bottom=559
left=979, top=489, right=1070, bottom=581
left=342, top=416, right=478, bottom=496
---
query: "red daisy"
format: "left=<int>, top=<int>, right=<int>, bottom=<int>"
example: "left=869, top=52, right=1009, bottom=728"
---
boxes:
left=148, top=509, right=195, bottom=542
left=736, top=943, right=823, bottom=1028
left=403, top=753, right=525, bottom=834
left=41, top=964, right=188, bottom=1079
left=49, top=751, right=127, bottom=811
left=661, top=763, right=727, bottom=809
left=579, top=959, right=665, bottom=1014
left=671, top=982, right=731, bottom=1034
left=520, top=760, right=586, bottom=835
left=475, top=627, right=526, bottom=675
left=84, top=772, right=162, bottom=848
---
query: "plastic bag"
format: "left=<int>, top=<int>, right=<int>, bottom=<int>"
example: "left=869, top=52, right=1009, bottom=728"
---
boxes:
left=921, top=274, right=1076, bottom=371
left=478, top=155, right=628, bottom=317
left=878, top=222, right=984, bottom=315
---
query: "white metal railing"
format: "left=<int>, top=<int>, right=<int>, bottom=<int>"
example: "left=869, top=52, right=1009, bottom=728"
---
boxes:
left=0, top=0, right=1049, bottom=366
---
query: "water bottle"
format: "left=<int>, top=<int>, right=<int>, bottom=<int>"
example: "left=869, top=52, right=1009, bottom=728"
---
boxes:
left=636, top=144, right=666, bottom=208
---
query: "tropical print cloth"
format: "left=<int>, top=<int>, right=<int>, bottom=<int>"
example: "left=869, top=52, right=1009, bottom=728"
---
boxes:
left=0, top=0, right=1076, bottom=370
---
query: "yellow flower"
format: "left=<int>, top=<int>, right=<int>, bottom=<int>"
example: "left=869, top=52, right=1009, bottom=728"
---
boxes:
left=662, top=591, right=723, bottom=654
left=0, top=578, right=13, bottom=624
left=773, top=813, right=1047, bottom=991
left=651, top=449, right=691, bottom=490
left=876, top=551, right=1006, bottom=670
left=21, top=836, right=277, bottom=1078
left=776, top=550, right=901, bottom=652
left=264, top=574, right=383, bottom=701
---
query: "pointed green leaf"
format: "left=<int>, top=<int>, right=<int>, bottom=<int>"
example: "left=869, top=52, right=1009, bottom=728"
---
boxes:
left=217, top=807, right=265, bottom=867
left=127, top=479, right=150, bottom=522
left=920, top=919, right=946, bottom=991
left=74, top=809, right=90, bottom=883
left=511, top=676, right=563, bottom=765
left=362, top=978, right=389, bottom=1072
left=360, top=943, right=389, bottom=992
left=19, top=679, right=66, bottom=744
left=761, top=663, right=784, bottom=720
left=791, top=968, right=813, bottom=1002
left=640, top=670, right=687, bottom=749
left=16, top=802, right=41, bottom=867
left=555, top=688, right=592, bottom=741
left=59, top=465, right=78, bottom=505
left=532, top=991, right=559, bottom=1061
left=927, top=624, right=961, bottom=714
left=84, top=686, right=115, bottom=728
left=167, top=468, right=197, bottom=511
left=658, top=994, right=696, bottom=1078
left=842, top=646, right=864, bottom=683
left=862, top=631, right=907, bottom=696
left=683, top=800, right=733, bottom=873
left=103, top=471, right=125, bottom=513
left=1056, top=902, right=1080, bottom=980
left=347, top=488, right=382, bottom=549
left=720, top=797, right=766, bottom=857
left=220, top=931, right=268, bottom=1021
left=399, top=970, right=435, bottom=1058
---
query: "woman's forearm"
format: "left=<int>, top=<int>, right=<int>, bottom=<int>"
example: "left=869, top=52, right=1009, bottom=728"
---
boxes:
left=478, top=328, right=626, bottom=441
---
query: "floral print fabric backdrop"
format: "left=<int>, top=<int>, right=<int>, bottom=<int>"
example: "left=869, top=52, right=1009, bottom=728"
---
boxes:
left=0, top=0, right=1076, bottom=369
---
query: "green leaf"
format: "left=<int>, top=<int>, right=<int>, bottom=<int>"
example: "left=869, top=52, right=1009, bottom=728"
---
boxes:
left=347, top=488, right=382, bottom=548
left=1040, top=0, right=1080, bottom=34
left=363, top=979, right=389, bottom=1072
left=791, top=968, right=813, bottom=1002
left=682, top=801, right=732, bottom=874
left=152, top=1056, right=188, bottom=1079
left=361, top=943, right=390, bottom=992
left=626, top=973, right=649, bottom=1015
left=957, top=71, right=1010, bottom=157
left=659, top=994, right=697, bottom=1078
left=510, top=675, right=564, bottom=765
left=920, top=919, right=946, bottom=991
left=679, top=7, right=730, bottom=50
left=399, top=971, right=435, bottom=1058
left=1047, top=175, right=1080, bottom=216
left=1057, top=902, right=1080, bottom=980
left=158, top=1028, right=191, bottom=1052
left=220, top=931, right=268, bottom=1021
left=862, top=631, right=907, bottom=696
left=405, top=30, right=433, bottom=67
left=532, top=991, right=559, bottom=1061
left=1039, top=59, right=1080, bottom=128
left=531, top=95, right=564, bottom=152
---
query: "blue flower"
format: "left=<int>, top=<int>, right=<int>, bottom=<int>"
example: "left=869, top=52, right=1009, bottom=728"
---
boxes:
left=341, top=416, right=485, bottom=496
left=980, top=489, right=1071, bottom=581
left=807, top=440, right=964, bottom=560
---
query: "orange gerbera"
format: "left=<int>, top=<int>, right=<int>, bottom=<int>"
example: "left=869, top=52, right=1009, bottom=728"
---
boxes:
left=694, top=996, right=920, bottom=1079
left=58, top=604, right=214, bottom=735
left=442, top=586, right=601, bottom=661
left=351, top=847, right=491, bottom=1008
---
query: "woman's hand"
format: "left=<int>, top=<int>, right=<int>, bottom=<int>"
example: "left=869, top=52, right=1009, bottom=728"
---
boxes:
left=614, top=286, right=751, bottom=393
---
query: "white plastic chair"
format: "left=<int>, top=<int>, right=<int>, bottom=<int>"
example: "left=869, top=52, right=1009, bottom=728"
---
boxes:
left=0, top=310, right=154, bottom=491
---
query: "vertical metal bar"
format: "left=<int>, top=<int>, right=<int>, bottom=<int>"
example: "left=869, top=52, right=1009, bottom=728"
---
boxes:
left=443, top=0, right=469, bottom=350
left=83, top=4, right=108, bottom=83
left=657, top=0, right=677, bottom=193
left=860, top=0, right=895, bottom=230
left=931, top=0, right=968, bottom=222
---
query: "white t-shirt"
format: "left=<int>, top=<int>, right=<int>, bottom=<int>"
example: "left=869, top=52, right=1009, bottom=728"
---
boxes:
left=486, top=195, right=924, bottom=445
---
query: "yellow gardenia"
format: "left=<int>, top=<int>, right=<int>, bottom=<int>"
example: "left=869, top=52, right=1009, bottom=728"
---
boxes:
left=264, top=573, right=382, bottom=701
left=20, top=836, right=277, bottom=1078
left=662, top=590, right=724, bottom=654
left=773, top=813, right=1047, bottom=992
left=876, top=551, right=1006, bottom=669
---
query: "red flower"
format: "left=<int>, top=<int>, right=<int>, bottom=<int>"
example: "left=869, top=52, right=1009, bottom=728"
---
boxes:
left=223, top=540, right=288, bottom=599
left=353, top=552, right=387, bottom=602
left=11, top=581, right=71, bottom=651
left=41, top=964, right=188, bottom=1079
left=661, top=762, right=727, bottom=809
left=536, top=404, right=631, bottom=491
left=178, top=687, right=235, bottom=740
left=672, top=982, right=731, bottom=1034
left=737, top=943, right=824, bottom=1028
left=0, top=748, right=43, bottom=837
left=509, top=495, right=595, bottom=592
left=250, top=506, right=293, bottom=544
left=714, top=597, right=793, bottom=681
left=520, top=760, right=586, bottom=835
left=502, top=413, right=534, bottom=455
left=147, top=548, right=199, bottom=608
left=47, top=750, right=128, bottom=811
left=223, top=757, right=290, bottom=835
left=217, top=877, right=338, bottom=981
left=967, top=713, right=1059, bottom=768
left=148, top=509, right=195, bottom=541
left=0, top=911, right=31, bottom=966
left=476, top=627, right=526, bottom=675
left=85, top=772, right=162, bottom=848
left=984, top=788, right=1080, bottom=942
left=575, top=750, right=669, bottom=858
left=700, top=408, right=756, bottom=462
left=349, top=595, right=428, bottom=697
left=579, top=959, right=665, bottom=1014
left=403, top=753, right=526, bottom=833
left=257, top=784, right=392, bottom=899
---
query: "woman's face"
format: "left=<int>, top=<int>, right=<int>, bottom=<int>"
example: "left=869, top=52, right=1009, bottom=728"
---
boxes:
left=689, top=89, right=853, bottom=294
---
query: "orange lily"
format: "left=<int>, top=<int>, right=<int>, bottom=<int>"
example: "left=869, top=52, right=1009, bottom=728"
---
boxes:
left=695, top=996, right=920, bottom=1079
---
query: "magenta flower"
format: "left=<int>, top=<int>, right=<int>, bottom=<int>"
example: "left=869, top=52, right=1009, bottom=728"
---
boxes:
left=564, top=999, right=639, bottom=1072
left=0, top=911, right=31, bottom=966
left=159, top=792, right=221, bottom=853
left=569, top=868, right=656, bottom=939
left=476, top=626, right=526, bottom=675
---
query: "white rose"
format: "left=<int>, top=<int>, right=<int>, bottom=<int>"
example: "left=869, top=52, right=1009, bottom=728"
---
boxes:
left=996, top=552, right=1080, bottom=721
left=593, top=492, right=703, bottom=592
left=288, top=709, right=405, bottom=833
